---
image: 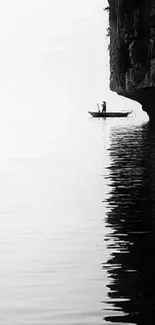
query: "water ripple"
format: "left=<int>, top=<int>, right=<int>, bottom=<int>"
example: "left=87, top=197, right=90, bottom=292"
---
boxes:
left=103, top=122, right=155, bottom=324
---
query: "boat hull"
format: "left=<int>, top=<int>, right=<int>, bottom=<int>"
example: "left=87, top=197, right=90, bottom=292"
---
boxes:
left=88, top=111, right=131, bottom=118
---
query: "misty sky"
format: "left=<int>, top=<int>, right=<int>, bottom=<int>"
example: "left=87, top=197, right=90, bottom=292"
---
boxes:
left=0, top=0, right=110, bottom=125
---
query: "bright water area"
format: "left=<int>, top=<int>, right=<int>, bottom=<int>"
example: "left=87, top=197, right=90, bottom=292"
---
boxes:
left=0, top=109, right=154, bottom=325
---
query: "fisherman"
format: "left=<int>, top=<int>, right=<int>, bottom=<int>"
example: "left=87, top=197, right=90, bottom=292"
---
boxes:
left=101, top=101, right=106, bottom=113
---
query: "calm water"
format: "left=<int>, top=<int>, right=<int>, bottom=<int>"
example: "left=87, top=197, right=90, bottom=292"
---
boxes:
left=0, top=110, right=154, bottom=325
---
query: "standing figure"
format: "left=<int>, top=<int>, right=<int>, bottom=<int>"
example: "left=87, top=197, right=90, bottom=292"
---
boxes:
left=101, top=101, right=106, bottom=113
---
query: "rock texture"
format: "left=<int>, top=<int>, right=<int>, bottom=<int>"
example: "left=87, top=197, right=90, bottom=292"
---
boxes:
left=108, top=0, right=155, bottom=118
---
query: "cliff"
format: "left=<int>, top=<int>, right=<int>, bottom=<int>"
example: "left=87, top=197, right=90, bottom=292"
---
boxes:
left=108, top=0, right=155, bottom=118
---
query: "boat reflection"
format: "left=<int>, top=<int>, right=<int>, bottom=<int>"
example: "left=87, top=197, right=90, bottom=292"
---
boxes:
left=103, top=122, right=155, bottom=324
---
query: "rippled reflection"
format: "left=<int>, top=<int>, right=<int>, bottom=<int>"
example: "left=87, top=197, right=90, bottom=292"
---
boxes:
left=103, top=122, right=155, bottom=324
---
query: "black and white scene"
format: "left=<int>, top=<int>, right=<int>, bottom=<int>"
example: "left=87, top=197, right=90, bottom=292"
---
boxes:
left=0, top=0, right=155, bottom=324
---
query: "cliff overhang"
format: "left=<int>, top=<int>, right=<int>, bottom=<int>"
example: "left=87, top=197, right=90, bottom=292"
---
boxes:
left=108, top=0, right=155, bottom=118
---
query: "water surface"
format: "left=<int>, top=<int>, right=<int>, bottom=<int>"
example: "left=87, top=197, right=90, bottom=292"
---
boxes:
left=103, top=119, right=155, bottom=325
left=0, top=111, right=153, bottom=325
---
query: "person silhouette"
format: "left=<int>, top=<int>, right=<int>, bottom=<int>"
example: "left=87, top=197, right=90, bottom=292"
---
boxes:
left=101, top=101, right=106, bottom=113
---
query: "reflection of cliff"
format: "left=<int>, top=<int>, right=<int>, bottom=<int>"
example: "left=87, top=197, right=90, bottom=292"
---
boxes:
left=103, top=123, right=155, bottom=324
left=108, top=0, right=155, bottom=118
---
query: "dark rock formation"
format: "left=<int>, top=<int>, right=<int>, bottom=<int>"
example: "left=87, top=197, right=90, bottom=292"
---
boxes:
left=108, top=0, right=155, bottom=119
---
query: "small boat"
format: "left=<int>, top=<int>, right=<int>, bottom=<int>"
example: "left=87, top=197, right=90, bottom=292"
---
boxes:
left=88, top=111, right=132, bottom=118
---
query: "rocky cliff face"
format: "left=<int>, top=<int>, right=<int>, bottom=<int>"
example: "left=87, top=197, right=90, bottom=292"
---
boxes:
left=108, top=0, right=155, bottom=118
